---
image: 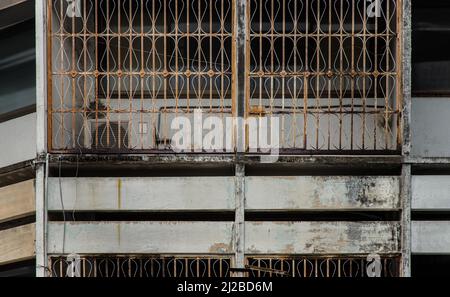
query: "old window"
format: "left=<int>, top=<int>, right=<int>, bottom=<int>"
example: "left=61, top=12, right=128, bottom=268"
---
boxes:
left=248, top=0, right=400, bottom=151
left=48, top=0, right=401, bottom=153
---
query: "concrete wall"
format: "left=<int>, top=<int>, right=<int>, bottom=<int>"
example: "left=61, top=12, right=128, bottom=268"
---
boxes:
left=246, top=222, right=400, bottom=254
left=48, top=221, right=234, bottom=254
left=246, top=176, right=400, bottom=210
left=47, top=221, right=400, bottom=255
left=48, top=176, right=399, bottom=211
left=48, top=177, right=235, bottom=211
left=0, top=113, right=36, bottom=168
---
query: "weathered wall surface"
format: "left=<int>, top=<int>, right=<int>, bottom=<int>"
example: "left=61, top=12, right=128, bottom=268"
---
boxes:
left=48, top=177, right=235, bottom=211
left=246, top=176, right=400, bottom=210
left=245, top=222, right=400, bottom=254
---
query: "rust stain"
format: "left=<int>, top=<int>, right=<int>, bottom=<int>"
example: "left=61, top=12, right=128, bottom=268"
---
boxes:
left=282, top=243, right=295, bottom=254
left=117, top=179, right=122, bottom=209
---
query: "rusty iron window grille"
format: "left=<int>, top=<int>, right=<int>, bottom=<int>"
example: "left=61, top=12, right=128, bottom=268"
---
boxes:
left=48, top=0, right=402, bottom=154
left=49, top=255, right=232, bottom=277
left=48, top=255, right=400, bottom=277
left=246, top=255, right=400, bottom=277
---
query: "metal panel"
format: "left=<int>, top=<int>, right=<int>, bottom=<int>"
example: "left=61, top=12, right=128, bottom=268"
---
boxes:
left=0, top=113, right=36, bottom=168
left=48, top=221, right=234, bottom=254
left=0, top=179, right=35, bottom=223
left=412, top=175, right=450, bottom=210
left=246, top=176, right=400, bottom=210
left=48, top=177, right=234, bottom=211
left=245, top=221, right=400, bottom=254
left=411, top=97, right=450, bottom=157
left=412, top=221, right=450, bottom=254
left=0, top=223, right=35, bottom=265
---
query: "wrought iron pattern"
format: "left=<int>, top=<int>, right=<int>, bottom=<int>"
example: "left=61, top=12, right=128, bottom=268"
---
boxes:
left=49, top=0, right=233, bottom=151
left=49, top=255, right=231, bottom=277
left=248, top=0, right=401, bottom=151
left=48, top=0, right=402, bottom=153
left=246, top=255, right=400, bottom=277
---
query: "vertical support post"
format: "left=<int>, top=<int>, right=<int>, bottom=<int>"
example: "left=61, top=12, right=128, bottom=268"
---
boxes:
left=36, top=0, right=48, bottom=277
left=235, top=0, right=247, bottom=154
left=233, top=0, right=248, bottom=276
left=400, top=164, right=411, bottom=277
left=234, top=163, right=245, bottom=276
left=401, top=0, right=412, bottom=277
left=402, top=0, right=412, bottom=157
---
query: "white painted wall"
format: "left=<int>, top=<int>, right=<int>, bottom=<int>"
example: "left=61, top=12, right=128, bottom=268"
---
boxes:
left=0, top=113, right=36, bottom=168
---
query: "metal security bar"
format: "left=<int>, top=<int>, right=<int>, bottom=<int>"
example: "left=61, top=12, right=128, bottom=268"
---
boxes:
left=246, top=255, right=400, bottom=277
left=48, top=0, right=402, bottom=153
left=48, top=0, right=233, bottom=152
left=49, top=255, right=231, bottom=277
left=247, top=0, right=402, bottom=152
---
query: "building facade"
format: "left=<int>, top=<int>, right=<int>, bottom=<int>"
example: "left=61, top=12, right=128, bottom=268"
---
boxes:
left=1, top=0, right=449, bottom=277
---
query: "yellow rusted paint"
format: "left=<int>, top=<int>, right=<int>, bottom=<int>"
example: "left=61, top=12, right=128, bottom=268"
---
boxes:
left=117, top=178, right=122, bottom=210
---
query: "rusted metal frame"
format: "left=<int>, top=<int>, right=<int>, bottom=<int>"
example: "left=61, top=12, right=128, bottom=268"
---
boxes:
left=116, top=0, right=122, bottom=149
left=341, top=0, right=346, bottom=150
left=384, top=0, right=391, bottom=150
left=374, top=0, right=379, bottom=150
left=245, top=254, right=401, bottom=277
left=82, top=0, right=88, bottom=150
left=314, top=0, right=320, bottom=150
left=362, top=0, right=367, bottom=150
left=47, top=0, right=402, bottom=154
left=140, top=0, right=144, bottom=149
left=71, top=0, right=76, bottom=148
left=327, top=0, right=332, bottom=150
left=47, top=0, right=53, bottom=151
left=303, top=0, right=309, bottom=150
left=94, top=0, right=99, bottom=148
left=48, top=255, right=232, bottom=277
left=127, top=0, right=133, bottom=150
